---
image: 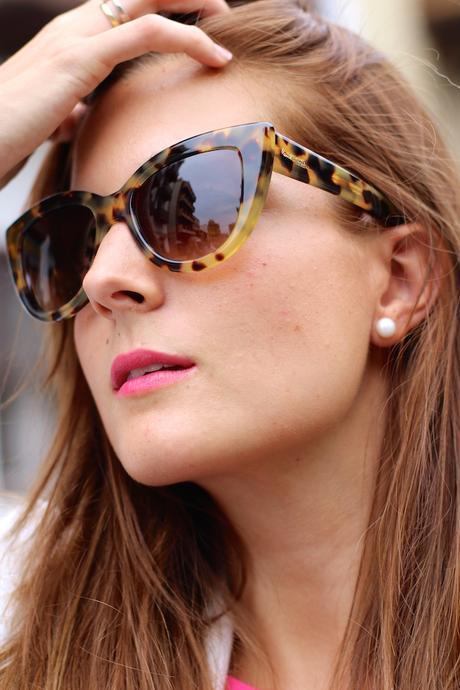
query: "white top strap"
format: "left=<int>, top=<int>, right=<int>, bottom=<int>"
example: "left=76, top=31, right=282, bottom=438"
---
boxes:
left=0, top=497, right=30, bottom=645
left=204, top=605, right=234, bottom=690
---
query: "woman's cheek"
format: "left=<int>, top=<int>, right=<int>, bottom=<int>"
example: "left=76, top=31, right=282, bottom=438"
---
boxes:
left=73, top=307, right=109, bottom=398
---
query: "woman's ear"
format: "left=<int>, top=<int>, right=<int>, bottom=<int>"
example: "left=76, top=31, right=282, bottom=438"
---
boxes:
left=370, top=222, right=444, bottom=348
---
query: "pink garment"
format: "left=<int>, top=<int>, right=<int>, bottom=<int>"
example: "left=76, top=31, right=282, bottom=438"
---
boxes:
left=227, top=676, right=260, bottom=690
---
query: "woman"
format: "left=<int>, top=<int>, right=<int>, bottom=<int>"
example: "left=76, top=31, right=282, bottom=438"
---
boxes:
left=1, top=0, right=459, bottom=688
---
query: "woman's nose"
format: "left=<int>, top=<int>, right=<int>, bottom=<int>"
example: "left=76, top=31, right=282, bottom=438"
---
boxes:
left=82, top=222, right=166, bottom=319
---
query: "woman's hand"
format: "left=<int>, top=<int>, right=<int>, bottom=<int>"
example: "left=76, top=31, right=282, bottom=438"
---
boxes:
left=0, top=0, right=232, bottom=189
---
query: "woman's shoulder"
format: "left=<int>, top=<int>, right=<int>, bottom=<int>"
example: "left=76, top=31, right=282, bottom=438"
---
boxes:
left=0, top=495, right=46, bottom=646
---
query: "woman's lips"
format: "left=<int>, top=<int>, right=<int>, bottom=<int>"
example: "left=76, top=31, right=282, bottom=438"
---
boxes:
left=115, top=365, right=197, bottom=398
left=111, top=348, right=197, bottom=398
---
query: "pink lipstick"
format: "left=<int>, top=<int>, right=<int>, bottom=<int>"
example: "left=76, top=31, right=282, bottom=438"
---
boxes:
left=111, top=348, right=197, bottom=398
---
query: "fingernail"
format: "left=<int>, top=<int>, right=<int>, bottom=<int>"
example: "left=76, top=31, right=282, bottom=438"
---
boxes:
left=214, top=44, right=233, bottom=62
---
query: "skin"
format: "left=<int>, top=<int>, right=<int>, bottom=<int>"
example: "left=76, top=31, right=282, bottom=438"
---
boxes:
left=71, top=56, right=440, bottom=690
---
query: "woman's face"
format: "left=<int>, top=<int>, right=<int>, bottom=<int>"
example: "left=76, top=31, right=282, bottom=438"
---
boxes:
left=72, top=58, right=382, bottom=487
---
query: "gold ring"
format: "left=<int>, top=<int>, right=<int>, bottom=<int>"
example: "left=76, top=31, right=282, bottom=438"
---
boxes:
left=111, top=0, right=131, bottom=23
left=99, top=0, right=131, bottom=28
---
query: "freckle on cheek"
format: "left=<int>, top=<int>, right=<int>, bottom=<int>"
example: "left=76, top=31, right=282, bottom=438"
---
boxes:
left=278, top=308, right=303, bottom=333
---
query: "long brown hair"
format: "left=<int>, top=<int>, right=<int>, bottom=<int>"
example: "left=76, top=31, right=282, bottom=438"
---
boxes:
left=1, top=1, right=460, bottom=688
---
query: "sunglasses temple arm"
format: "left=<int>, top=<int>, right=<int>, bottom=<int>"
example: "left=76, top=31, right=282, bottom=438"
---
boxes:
left=272, top=131, right=405, bottom=225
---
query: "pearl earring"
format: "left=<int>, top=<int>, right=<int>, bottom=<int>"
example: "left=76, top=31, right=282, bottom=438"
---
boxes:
left=376, top=317, right=396, bottom=338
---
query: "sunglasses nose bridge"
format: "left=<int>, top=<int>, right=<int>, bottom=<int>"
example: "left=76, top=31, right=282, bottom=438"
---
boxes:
left=109, top=191, right=128, bottom=224
left=99, top=192, right=126, bottom=228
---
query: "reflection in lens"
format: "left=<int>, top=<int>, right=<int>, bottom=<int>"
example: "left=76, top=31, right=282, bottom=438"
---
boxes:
left=21, top=205, right=96, bottom=313
left=133, top=149, right=243, bottom=261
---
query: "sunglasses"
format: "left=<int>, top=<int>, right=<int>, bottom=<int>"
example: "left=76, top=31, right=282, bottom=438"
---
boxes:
left=5, top=121, right=404, bottom=322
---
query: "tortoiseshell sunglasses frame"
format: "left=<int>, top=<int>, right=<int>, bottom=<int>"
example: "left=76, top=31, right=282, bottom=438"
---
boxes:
left=5, top=121, right=404, bottom=323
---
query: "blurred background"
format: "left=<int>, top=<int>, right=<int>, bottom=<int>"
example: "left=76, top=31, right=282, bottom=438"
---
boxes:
left=0, top=0, right=459, bottom=493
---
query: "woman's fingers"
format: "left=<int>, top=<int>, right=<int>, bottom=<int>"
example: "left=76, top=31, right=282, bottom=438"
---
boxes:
left=0, top=8, right=232, bottom=180
left=0, top=0, right=233, bottom=183
left=48, top=0, right=230, bottom=39
left=0, top=0, right=231, bottom=81
left=85, top=12, right=233, bottom=70
left=109, top=0, right=232, bottom=20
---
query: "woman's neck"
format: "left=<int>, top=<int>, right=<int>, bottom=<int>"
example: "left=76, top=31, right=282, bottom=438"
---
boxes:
left=200, top=357, right=388, bottom=690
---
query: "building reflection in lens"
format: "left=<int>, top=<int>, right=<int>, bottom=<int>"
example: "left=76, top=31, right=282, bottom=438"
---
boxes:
left=143, top=150, right=242, bottom=261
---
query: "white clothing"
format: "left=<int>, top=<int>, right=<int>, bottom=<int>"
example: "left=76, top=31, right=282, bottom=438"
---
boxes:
left=0, top=499, right=234, bottom=690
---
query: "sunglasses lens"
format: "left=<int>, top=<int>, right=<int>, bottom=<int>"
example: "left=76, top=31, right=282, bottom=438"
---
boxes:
left=132, top=150, right=243, bottom=261
left=21, top=205, right=96, bottom=314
